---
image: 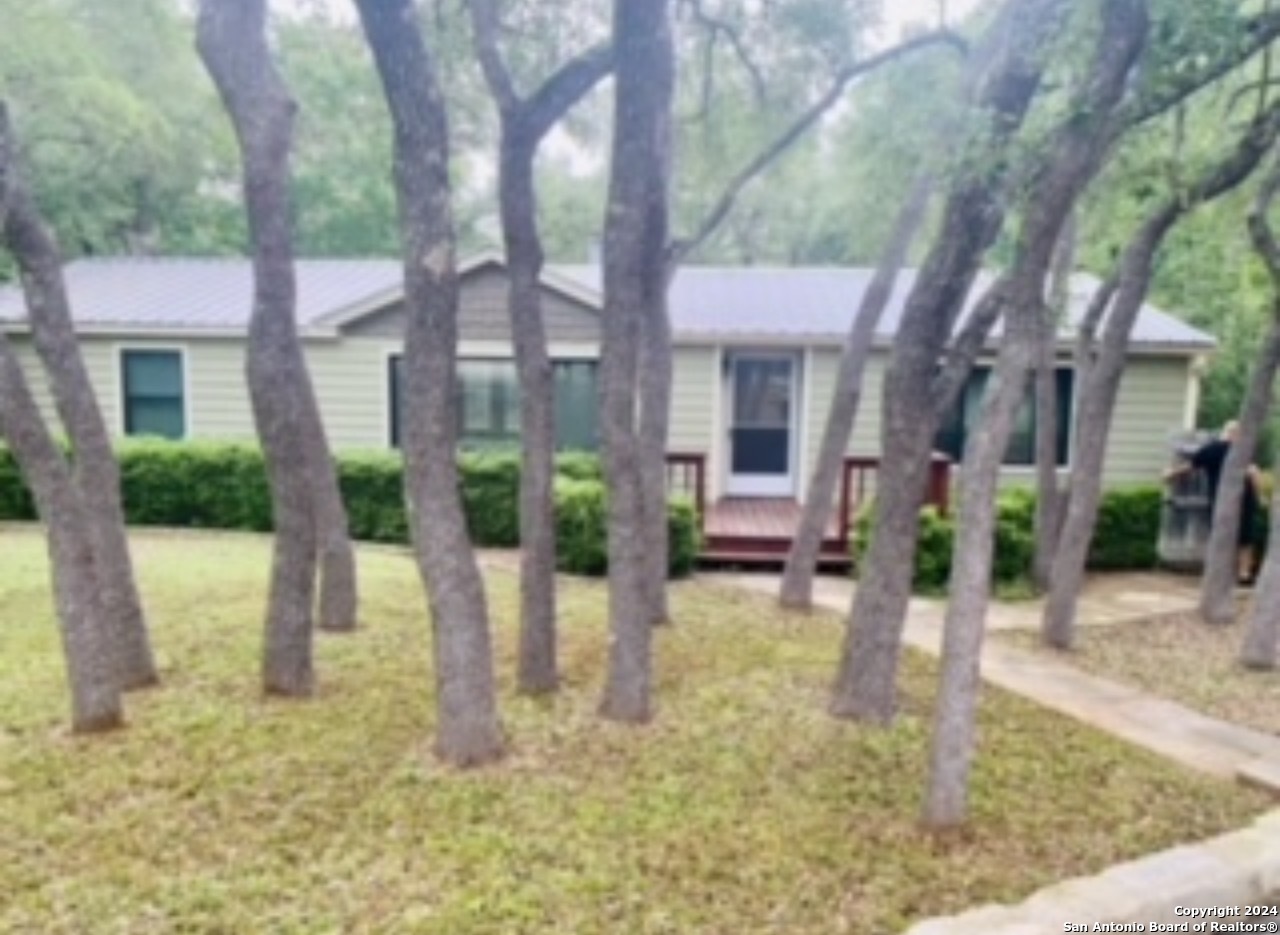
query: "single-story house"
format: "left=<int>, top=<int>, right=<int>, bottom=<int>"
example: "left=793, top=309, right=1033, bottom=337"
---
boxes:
left=0, top=253, right=1213, bottom=516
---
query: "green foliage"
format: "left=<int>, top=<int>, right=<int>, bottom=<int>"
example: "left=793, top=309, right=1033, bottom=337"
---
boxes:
left=1087, top=485, right=1163, bottom=570
left=553, top=477, right=699, bottom=579
left=853, top=485, right=1164, bottom=595
left=0, top=442, right=695, bottom=578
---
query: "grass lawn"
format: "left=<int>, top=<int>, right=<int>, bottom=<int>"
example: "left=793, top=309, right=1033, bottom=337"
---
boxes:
left=1001, top=609, right=1280, bottom=736
left=0, top=526, right=1267, bottom=934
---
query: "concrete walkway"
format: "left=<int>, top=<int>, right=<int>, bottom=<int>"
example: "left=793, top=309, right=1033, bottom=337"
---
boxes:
left=712, top=571, right=1280, bottom=792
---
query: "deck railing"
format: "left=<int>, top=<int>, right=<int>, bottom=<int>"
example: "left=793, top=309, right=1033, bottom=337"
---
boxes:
left=665, top=451, right=707, bottom=534
left=837, top=453, right=952, bottom=549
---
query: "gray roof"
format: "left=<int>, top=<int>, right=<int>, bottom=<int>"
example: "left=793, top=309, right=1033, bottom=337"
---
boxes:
left=554, top=264, right=1215, bottom=351
left=0, top=255, right=1215, bottom=351
left=0, top=257, right=401, bottom=331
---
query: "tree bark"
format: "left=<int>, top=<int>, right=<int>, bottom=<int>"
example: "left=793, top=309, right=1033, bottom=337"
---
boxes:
left=198, top=2, right=358, bottom=643
left=597, top=0, right=675, bottom=723
left=2, top=181, right=157, bottom=692
left=922, top=0, right=1150, bottom=829
left=0, top=103, right=123, bottom=733
left=1202, top=155, right=1280, bottom=625
left=0, top=330, right=122, bottom=732
left=469, top=2, right=612, bottom=691
left=830, top=0, right=1070, bottom=725
left=638, top=284, right=674, bottom=626
left=1043, top=107, right=1280, bottom=648
left=501, top=139, right=561, bottom=688
left=924, top=309, right=1038, bottom=828
left=199, top=0, right=335, bottom=696
left=1032, top=212, right=1077, bottom=590
left=779, top=175, right=933, bottom=610
left=1242, top=466, right=1280, bottom=667
left=1240, top=151, right=1280, bottom=666
left=356, top=0, right=504, bottom=765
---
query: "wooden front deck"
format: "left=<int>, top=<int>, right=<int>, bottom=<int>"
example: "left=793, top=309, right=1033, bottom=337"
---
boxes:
left=666, top=452, right=953, bottom=569
left=702, top=498, right=847, bottom=567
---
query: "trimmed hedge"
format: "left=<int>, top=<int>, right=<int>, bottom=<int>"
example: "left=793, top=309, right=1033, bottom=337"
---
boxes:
left=853, top=484, right=1164, bottom=595
left=552, top=478, right=699, bottom=578
left=0, top=442, right=696, bottom=579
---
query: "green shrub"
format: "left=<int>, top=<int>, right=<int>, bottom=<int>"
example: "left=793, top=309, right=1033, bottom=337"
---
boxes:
left=336, top=451, right=408, bottom=543
left=0, top=445, right=35, bottom=520
left=852, top=483, right=1163, bottom=595
left=458, top=452, right=522, bottom=547
left=553, top=477, right=699, bottom=579
left=1086, top=485, right=1162, bottom=570
left=554, top=478, right=608, bottom=576
left=0, top=442, right=703, bottom=578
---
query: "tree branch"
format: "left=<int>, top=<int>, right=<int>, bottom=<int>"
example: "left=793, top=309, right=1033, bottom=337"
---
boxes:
left=468, top=0, right=520, bottom=114
left=670, top=29, right=966, bottom=264
left=679, top=0, right=768, bottom=105
left=930, top=278, right=1010, bottom=412
left=1122, top=8, right=1280, bottom=130
left=521, top=42, right=614, bottom=143
left=1248, top=146, right=1280, bottom=284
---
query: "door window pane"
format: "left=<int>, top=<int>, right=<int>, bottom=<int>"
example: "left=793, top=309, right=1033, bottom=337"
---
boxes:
left=122, top=350, right=185, bottom=440
left=732, top=357, right=792, bottom=475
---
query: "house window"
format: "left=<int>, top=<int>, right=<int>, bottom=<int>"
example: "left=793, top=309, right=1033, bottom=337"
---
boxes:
left=934, top=366, right=1074, bottom=467
left=121, top=349, right=186, bottom=440
left=387, top=355, right=599, bottom=451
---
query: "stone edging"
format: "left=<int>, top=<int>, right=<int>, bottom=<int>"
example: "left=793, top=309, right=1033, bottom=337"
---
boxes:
left=903, top=808, right=1280, bottom=933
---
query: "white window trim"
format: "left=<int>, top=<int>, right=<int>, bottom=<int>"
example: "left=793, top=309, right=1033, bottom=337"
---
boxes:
left=114, top=343, right=192, bottom=440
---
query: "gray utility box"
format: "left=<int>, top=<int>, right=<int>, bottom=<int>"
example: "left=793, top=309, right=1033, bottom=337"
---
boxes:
left=1157, top=430, right=1212, bottom=573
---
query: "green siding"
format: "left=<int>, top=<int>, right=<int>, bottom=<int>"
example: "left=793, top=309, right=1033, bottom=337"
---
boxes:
left=7, top=329, right=1195, bottom=494
left=1104, top=356, right=1193, bottom=485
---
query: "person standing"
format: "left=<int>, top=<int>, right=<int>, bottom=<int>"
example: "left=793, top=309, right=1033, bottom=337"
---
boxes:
left=1163, top=420, right=1262, bottom=585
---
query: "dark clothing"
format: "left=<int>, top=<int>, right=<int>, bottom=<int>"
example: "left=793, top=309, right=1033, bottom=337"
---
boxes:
left=1191, top=439, right=1260, bottom=546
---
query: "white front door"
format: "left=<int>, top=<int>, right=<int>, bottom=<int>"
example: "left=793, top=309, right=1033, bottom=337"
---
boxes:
left=726, top=353, right=798, bottom=497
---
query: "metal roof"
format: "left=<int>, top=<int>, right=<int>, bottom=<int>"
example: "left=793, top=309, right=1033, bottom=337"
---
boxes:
left=554, top=264, right=1215, bottom=351
left=0, top=257, right=402, bottom=332
left=0, top=256, right=1215, bottom=351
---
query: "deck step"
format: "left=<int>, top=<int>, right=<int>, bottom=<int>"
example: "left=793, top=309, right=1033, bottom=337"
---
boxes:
left=699, top=549, right=850, bottom=568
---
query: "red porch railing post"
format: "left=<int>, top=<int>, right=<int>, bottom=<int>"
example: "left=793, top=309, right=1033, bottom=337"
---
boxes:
left=665, top=451, right=707, bottom=537
left=928, top=454, right=952, bottom=516
left=838, top=456, right=854, bottom=550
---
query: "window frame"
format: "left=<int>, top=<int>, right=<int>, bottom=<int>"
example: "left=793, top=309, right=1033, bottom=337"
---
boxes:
left=116, top=345, right=190, bottom=441
left=935, top=362, right=1076, bottom=471
left=386, top=352, right=600, bottom=452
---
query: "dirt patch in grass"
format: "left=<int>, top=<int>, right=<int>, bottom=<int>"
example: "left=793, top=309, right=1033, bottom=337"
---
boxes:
left=1001, top=607, right=1280, bottom=736
left=0, top=527, right=1267, bottom=934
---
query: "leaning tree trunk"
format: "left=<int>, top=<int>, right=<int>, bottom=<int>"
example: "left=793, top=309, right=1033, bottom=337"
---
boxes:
left=3, top=183, right=157, bottom=691
left=1201, top=321, right=1280, bottom=623
left=199, top=0, right=334, bottom=696
left=597, top=0, right=675, bottom=723
left=1031, top=214, right=1077, bottom=590
left=924, top=310, right=1038, bottom=828
left=0, top=331, right=122, bottom=732
left=501, top=142, right=560, bottom=691
left=1202, top=157, right=1280, bottom=625
left=1239, top=151, right=1280, bottom=665
left=469, top=0, right=612, bottom=690
left=356, top=0, right=504, bottom=765
left=831, top=0, right=1069, bottom=724
left=923, top=0, right=1150, bottom=829
left=1242, top=444, right=1280, bottom=667
left=779, top=176, right=933, bottom=610
left=1044, top=107, right=1280, bottom=648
